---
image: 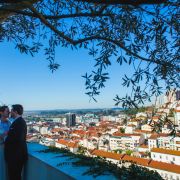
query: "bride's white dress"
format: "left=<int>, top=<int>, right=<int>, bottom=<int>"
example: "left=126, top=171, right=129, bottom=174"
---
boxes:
left=0, top=143, right=6, bottom=180
left=0, top=122, right=9, bottom=180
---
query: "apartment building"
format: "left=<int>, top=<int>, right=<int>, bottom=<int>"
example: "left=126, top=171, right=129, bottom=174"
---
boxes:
left=151, top=148, right=180, bottom=165
left=110, top=133, right=144, bottom=151
left=148, top=134, right=180, bottom=151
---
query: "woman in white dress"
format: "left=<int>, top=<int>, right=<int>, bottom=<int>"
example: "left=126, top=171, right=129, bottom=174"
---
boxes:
left=0, top=106, right=11, bottom=180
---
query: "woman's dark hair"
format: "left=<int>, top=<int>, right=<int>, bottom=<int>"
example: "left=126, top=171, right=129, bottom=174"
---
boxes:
left=12, top=104, right=23, bottom=115
left=0, top=105, right=8, bottom=113
left=0, top=105, right=8, bottom=118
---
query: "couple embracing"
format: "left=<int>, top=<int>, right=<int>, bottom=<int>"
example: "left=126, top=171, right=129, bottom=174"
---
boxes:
left=0, top=104, right=27, bottom=180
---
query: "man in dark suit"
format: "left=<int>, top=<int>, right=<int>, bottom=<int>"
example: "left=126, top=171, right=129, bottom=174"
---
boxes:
left=5, top=104, right=28, bottom=180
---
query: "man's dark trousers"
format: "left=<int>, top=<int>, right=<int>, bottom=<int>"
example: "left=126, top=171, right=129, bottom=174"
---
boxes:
left=5, top=117, right=28, bottom=180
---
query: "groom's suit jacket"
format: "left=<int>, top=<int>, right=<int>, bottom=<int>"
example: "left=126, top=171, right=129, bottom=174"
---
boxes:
left=4, top=117, right=28, bottom=163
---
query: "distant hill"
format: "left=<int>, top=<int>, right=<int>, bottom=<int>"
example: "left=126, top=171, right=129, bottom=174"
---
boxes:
left=25, top=107, right=123, bottom=115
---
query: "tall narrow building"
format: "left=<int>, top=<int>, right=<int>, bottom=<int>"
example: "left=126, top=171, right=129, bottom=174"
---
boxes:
left=66, top=113, right=76, bottom=127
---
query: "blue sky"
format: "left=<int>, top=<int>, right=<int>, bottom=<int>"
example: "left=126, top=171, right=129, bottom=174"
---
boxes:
left=0, top=42, right=134, bottom=110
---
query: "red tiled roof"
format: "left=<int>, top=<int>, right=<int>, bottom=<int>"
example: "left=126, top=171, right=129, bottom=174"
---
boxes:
left=72, top=130, right=86, bottom=136
left=139, top=145, right=148, bottom=148
left=51, top=128, right=62, bottom=133
left=149, top=160, right=180, bottom=174
left=149, top=133, right=168, bottom=140
left=91, top=149, right=124, bottom=160
left=127, top=124, right=136, bottom=127
left=113, top=132, right=141, bottom=137
left=158, top=133, right=169, bottom=137
left=88, top=127, right=96, bottom=131
left=57, top=139, right=68, bottom=146
left=149, top=134, right=158, bottom=140
left=139, top=152, right=146, bottom=156
left=90, top=149, right=180, bottom=174
left=151, top=148, right=180, bottom=156
left=122, top=155, right=150, bottom=166
left=134, top=130, right=152, bottom=134
left=152, top=116, right=160, bottom=120
left=43, top=135, right=52, bottom=138
left=68, top=142, right=78, bottom=148
left=57, top=139, right=78, bottom=148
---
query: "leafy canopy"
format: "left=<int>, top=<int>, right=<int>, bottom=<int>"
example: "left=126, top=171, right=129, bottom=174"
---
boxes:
left=0, top=0, right=179, bottom=108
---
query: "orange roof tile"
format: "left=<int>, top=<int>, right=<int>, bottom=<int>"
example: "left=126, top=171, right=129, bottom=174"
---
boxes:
left=158, top=133, right=170, bottom=137
left=122, top=156, right=180, bottom=174
left=149, top=160, right=180, bottom=174
left=122, top=155, right=150, bottom=166
left=51, top=128, right=62, bottom=133
left=91, top=149, right=124, bottom=160
left=148, top=133, right=168, bottom=139
left=127, top=124, right=136, bottom=127
left=134, top=130, right=152, bottom=134
left=72, top=130, right=86, bottom=136
left=90, top=149, right=180, bottom=174
left=113, top=132, right=141, bottom=137
left=57, top=139, right=68, bottom=146
left=139, top=152, right=147, bottom=155
left=88, top=127, right=96, bottom=131
left=152, top=116, right=160, bottom=120
left=68, top=142, right=78, bottom=148
left=151, top=148, right=180, bottom=156
left=149, top=134, right=158, bottom=140
left=57, top=139, right=78, bottom=148
left=139, top=145, right=148, bottom=148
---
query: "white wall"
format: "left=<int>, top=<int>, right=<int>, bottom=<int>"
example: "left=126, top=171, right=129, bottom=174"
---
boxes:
left=24, top=155, right=74, bottom=180
left=148, top=167, right=180, bottom=180
left=151, top=152, right=180, bottom=165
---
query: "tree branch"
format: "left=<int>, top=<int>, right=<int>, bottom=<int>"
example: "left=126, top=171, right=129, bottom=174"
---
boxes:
left=29, top=6, right=180, bottom=73
left=74, top=0, right=167, bottom=5
left=74, top=36, right=178, bottom=69
left=77, top=37, right=179, bottom=72
left=0, top=0, right=36, bottom=3
left=29, top=6, right=74, bottom=43
left=0, top=0, right=39, bottom=22
left=0, top=8, right=112, bottom=19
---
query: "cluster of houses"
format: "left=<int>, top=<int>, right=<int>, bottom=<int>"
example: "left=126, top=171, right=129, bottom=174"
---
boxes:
left=26, top=90, right=180, bottom=179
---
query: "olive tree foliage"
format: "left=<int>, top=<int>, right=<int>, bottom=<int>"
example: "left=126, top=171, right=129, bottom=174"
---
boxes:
left=0, top=0, right=179, bottom=108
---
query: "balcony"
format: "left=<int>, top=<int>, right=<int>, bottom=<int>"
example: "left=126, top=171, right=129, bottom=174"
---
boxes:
left=20, top=143, right=117, bottom=180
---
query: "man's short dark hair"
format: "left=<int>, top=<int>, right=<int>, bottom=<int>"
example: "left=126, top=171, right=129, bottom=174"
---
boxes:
left=12, top=104, right=23, bottom=115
